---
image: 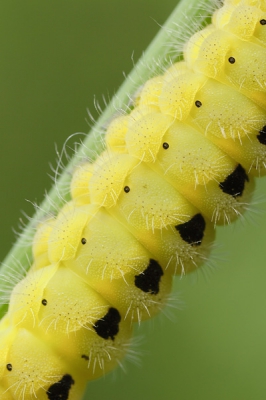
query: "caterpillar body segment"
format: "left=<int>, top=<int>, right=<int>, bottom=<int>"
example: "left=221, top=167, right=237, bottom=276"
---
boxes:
left=1, top=328, right=86, bottom=400
left=105, top=115, right=129, bottom=154
left=1, top=0, right=266, bottom=399
left=70, top=163, right=94, bottom=206
left=213, top=1, right=266, bottom=45
left=8, top=264, right=58, bottom=328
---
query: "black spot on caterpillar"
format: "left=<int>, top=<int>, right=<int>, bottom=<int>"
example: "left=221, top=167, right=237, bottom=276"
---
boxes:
left=124, top=186, right=131, bottom=193
left=6, top=364, right=12, bottom=372
left=162, top=142, right=170, bottom=149
left=93, top=308, right=121, bottom=341
left=47, top=374, right=75, bottom=400
left=195, top=100, right=203, bottom=108
left=228, top=56, right=236, bottom=64
left=134, top=259, right=163, bottom=295
left=175, top=214, right=206, bottom=245
left=257, top=125, right=266, bottom=144
left=219, top=164, right=249, bottom=197
left=42, top=298, right=48, bottom=306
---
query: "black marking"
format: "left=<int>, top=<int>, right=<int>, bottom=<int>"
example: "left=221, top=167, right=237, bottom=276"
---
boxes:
left=260, top=19, right=266, bottom=25
left=94, top=307, right=121, bottom=340
left=163, top=142, right=169, bottom=149
left=6, top=363, right=12, bottom=371
left=124, top=186, right=130, bottom=193
left=42, top=299, right=48, bottom=306
left=81, top=354, right=89, bottom=361
left=195, top=100, right=202, bottom=108
left=228, top=56, right=235, bottom=64
left=175, top=214, right=206, bottom=246
left=257, top=125, right=266, bottom=145
left=219, top=164, right=249, bottom=197
left=47, top=374, right=74, bottom=400
left=81, top=237, right=87, bottom=245
left=135, top=259, right=163, bottom=295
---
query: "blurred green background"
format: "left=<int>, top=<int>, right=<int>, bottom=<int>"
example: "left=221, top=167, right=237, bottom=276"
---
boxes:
left=1, top=1, right=266, bottom=399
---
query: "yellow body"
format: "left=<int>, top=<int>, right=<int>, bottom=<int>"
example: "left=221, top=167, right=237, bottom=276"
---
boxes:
left=1, top=0, right=266, bottom=398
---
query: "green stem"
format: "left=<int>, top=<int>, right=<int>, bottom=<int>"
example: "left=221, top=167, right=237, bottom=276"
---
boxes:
left=0, top=0, right=214, bottom=317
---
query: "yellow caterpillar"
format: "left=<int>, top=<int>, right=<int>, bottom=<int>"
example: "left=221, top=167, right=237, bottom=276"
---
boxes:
left=1, top=0, right=266, bottom=399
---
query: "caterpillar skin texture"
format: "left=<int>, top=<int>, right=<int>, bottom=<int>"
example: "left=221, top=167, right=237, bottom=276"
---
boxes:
left=1, top=0, right=266, bottom=398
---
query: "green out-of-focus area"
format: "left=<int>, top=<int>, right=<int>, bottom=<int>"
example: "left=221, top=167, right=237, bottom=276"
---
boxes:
left=1, top=1, right=266, bottom=400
